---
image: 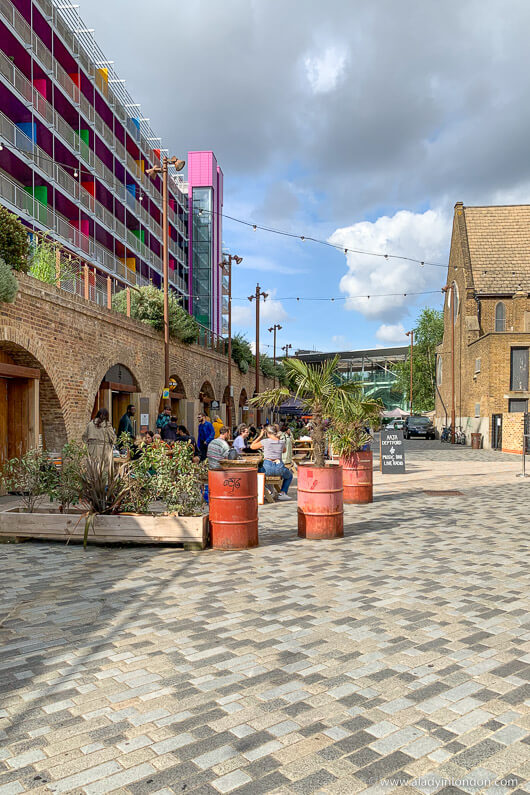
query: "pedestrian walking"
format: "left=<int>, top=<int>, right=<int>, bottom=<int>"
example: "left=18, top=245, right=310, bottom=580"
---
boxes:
left=82, top=408, right=116, bottom=473
left=197, top=413, right=215, bottom=461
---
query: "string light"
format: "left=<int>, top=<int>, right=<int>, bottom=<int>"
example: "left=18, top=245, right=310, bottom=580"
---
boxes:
left=232, top=289, right=443, bottom=302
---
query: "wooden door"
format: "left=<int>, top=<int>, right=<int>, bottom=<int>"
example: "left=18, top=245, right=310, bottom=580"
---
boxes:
left=112, top=392, right=131, bottom=433
left=7, top=378, right=30, bottom=459
left=0, top=378, right=8, bottom=467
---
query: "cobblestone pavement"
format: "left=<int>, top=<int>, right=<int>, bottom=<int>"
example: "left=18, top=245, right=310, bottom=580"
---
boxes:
left=1, top=443, right=529, bottom=794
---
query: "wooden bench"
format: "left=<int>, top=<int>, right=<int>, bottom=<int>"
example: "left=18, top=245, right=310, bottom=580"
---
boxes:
left=264, top=476, right=283, bottom=503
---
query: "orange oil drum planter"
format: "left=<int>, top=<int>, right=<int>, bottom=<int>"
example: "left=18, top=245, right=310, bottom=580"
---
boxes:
left=297, top=464, right=343, bottom=540
left=340, top=451, right=373, bottom=504
left=208, top=468, right=258, bottom=550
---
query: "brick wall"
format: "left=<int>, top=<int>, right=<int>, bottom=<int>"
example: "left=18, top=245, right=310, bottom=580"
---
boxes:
left=502, top=413, right=525, bottom=455
left=0, top=274, right=274, bottom=449
left=435, top=207, right=530, bottom=447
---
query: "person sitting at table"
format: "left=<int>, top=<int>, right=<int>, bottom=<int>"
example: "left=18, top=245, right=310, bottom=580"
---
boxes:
left=250, top=426, right=293, bottom=501
left=233, top=424, right=252, bottom=455
left=160, top=416, right=180, bottom=443
left=207, top=426, right=231, bottom=470
left=176, top=425, right=200, bottom=460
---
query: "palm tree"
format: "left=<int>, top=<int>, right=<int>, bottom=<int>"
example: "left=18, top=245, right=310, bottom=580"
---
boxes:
left=250, top=355, right=372, bottom=467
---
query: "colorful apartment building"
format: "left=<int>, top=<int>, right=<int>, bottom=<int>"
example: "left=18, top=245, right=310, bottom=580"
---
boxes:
left=0, top=0, right=225, bottom=331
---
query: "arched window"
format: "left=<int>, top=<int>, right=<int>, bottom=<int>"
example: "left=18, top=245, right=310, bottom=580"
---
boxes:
left=495, top=302, right=506, bottom=332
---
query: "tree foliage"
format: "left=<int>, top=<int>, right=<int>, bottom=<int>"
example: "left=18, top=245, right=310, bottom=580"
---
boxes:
left=0, top=257, right=19, bottom=304
left=231, top=333, right=253, bottom=373
left=0, top=207, right=29, bottom=272
left=392, top=308, right=444, bottom=412
left=251, top=355, right=377, bottom=467
left=29, top=237, right=75, bottom=284
left=113, top=285, right=199, bottom=344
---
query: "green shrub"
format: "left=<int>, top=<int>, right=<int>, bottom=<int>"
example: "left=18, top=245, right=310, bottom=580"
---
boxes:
left=0, top=207, right=29, bottom=272
left=0, top=257, right=19, bottom=303
left=1, top=448, right=58, bottom=513
left=231, top=333, right=253, bottom=373
left=113, top=285, right=199, bottom=344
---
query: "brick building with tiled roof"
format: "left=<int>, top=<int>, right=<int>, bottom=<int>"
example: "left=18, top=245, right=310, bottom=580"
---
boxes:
left=435, top=202, right=530, bottom=452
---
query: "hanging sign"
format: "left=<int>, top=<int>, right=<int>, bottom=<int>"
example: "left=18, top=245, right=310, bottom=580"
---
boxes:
left=380, top=429, right=406, bottom=473
left=162, top=388, right=170, bottom=399
left=169, top=378, right=178, bottom=391
left=211, top=400, right=220, bottom=409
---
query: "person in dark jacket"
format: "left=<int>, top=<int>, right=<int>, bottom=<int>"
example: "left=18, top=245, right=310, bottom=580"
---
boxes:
left=156, top=406, right=171, bottom=431
left=160, top=416, right=179, bottom=443
left=117, top=404, right=136, bottom=444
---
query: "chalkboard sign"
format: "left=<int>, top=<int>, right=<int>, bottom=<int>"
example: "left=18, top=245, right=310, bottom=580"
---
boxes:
left=380, top=429, right=406, bottom=473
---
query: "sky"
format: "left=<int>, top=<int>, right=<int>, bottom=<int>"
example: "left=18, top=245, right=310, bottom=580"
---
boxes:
left=80, top=0, right=530, bottom=354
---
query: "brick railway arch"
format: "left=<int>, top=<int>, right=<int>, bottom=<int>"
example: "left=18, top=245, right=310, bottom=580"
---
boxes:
left=0, top=326, right=68, bottom=454
left=92, top=363, right=141, bottom=432
left=88, top=351, right=143, bottom=425
left=199, top=380, right=216, bottom=416
left=238, top=388, right=249, bottom=426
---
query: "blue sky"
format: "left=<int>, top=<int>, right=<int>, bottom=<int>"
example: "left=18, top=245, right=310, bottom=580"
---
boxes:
left=81, top=0, right=530, bottom=352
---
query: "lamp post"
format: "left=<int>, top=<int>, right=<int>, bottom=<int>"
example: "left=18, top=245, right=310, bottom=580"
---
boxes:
left=282, top=343, right=292, bottom=359
left=248, top=283, right=268, bottom=424
left=146, top=155, right=185, bottom=406
left=405, top=329, right=414, bottom=415
left=268, top=323, right=282, bottom=385
left=442, top=283, right=456, bottom=444
left=222, top=253, right=243, bottom=429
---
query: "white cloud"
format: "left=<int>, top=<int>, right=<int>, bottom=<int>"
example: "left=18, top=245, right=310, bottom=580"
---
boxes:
left=304, top=46, right=347, bottom=94
left=329, top=209, right=450, bottom=322
left=375, top=323, right=409, bottom=344
left=231, top=288, right=289, bottom=330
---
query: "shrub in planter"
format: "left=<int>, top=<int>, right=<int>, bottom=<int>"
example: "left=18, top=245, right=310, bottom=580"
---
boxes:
left=251, top=355, right=366, bottom=539
left=231, top=333, right=253, bottom=373
left=1, top=448, right=58, bottom=513
left=0, top=207, right=29, bottom=272
left=0, top=257, right=19, bottom=304
left=55, top=442, right=85, bottom=513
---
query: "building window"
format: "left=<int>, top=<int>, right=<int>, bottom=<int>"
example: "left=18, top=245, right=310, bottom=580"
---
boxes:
left=475, top=403, right=480, bottom=418
left=510, top=347, right=529, bottom=391
left=495, top=302, right=506, bottom=332
left=436, top=355, right=442, bottom=386
left=475, top=357, right=481, bottom=373
left=509, top=398, right=528, bottom=413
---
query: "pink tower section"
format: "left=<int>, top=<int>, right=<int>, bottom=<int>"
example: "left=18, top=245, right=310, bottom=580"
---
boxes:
left=187, top=151, right=224, bottom=335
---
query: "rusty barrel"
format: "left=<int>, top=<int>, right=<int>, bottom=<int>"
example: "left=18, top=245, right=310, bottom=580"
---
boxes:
left=340, top=451, right=373, bottom=504
left=471, top=433, right=482, bottom=450
left=209, top=468, right=258, bottom=550
left=297, top=464, right=343, bottom=540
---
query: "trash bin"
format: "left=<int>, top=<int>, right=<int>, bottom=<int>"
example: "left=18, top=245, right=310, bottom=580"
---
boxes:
left=471, top=433, right=482, bottom=449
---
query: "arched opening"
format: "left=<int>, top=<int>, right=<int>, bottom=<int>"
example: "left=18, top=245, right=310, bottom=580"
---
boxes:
left=199, top=381, right=215, bottom=417
left=495, top=302, right=506, bottom=333
left=92, top=364, right=140, bottom=434
left=239, top=388, right=248, bottom=426
left=448, top=280, right=459, bottom=323
left=0, top=343, right=67, bottom=462
left=159, top=374, right=186, bottom=423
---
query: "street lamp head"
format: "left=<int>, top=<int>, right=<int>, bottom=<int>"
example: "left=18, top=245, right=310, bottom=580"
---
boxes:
left=278, top=324, right=282, bottom=331
left=268, top=327, right=273, bottom=333
left=233, top=255, right=243, bottom=265
left=173, top=159, right=186, bottom=172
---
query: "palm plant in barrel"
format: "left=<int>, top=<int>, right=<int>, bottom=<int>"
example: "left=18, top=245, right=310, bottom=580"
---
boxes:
left=327, top=393, right=383, bottom=504
left=250, top=355, right=364, bottom=539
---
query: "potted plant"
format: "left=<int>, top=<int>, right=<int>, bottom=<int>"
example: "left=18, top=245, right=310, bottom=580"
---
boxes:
left=250, top=355, right=363, bottom=539
left=327, top=396, right=383, bottom=504
left=0, top=440, right=209, bottom=549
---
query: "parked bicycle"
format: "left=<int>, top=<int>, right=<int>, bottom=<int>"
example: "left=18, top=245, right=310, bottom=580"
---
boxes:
left=455, top=426, right=466, bottom=445
left=441, top=426, right=466, bottom=444
left=440, top=426, right=451, bottom=443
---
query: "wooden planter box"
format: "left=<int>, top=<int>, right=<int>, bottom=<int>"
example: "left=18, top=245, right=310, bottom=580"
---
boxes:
left=0, top=508, right=209, bottom=549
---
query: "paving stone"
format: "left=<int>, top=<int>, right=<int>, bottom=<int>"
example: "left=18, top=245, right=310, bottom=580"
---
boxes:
left=2, top=443, right=529, bottom=794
